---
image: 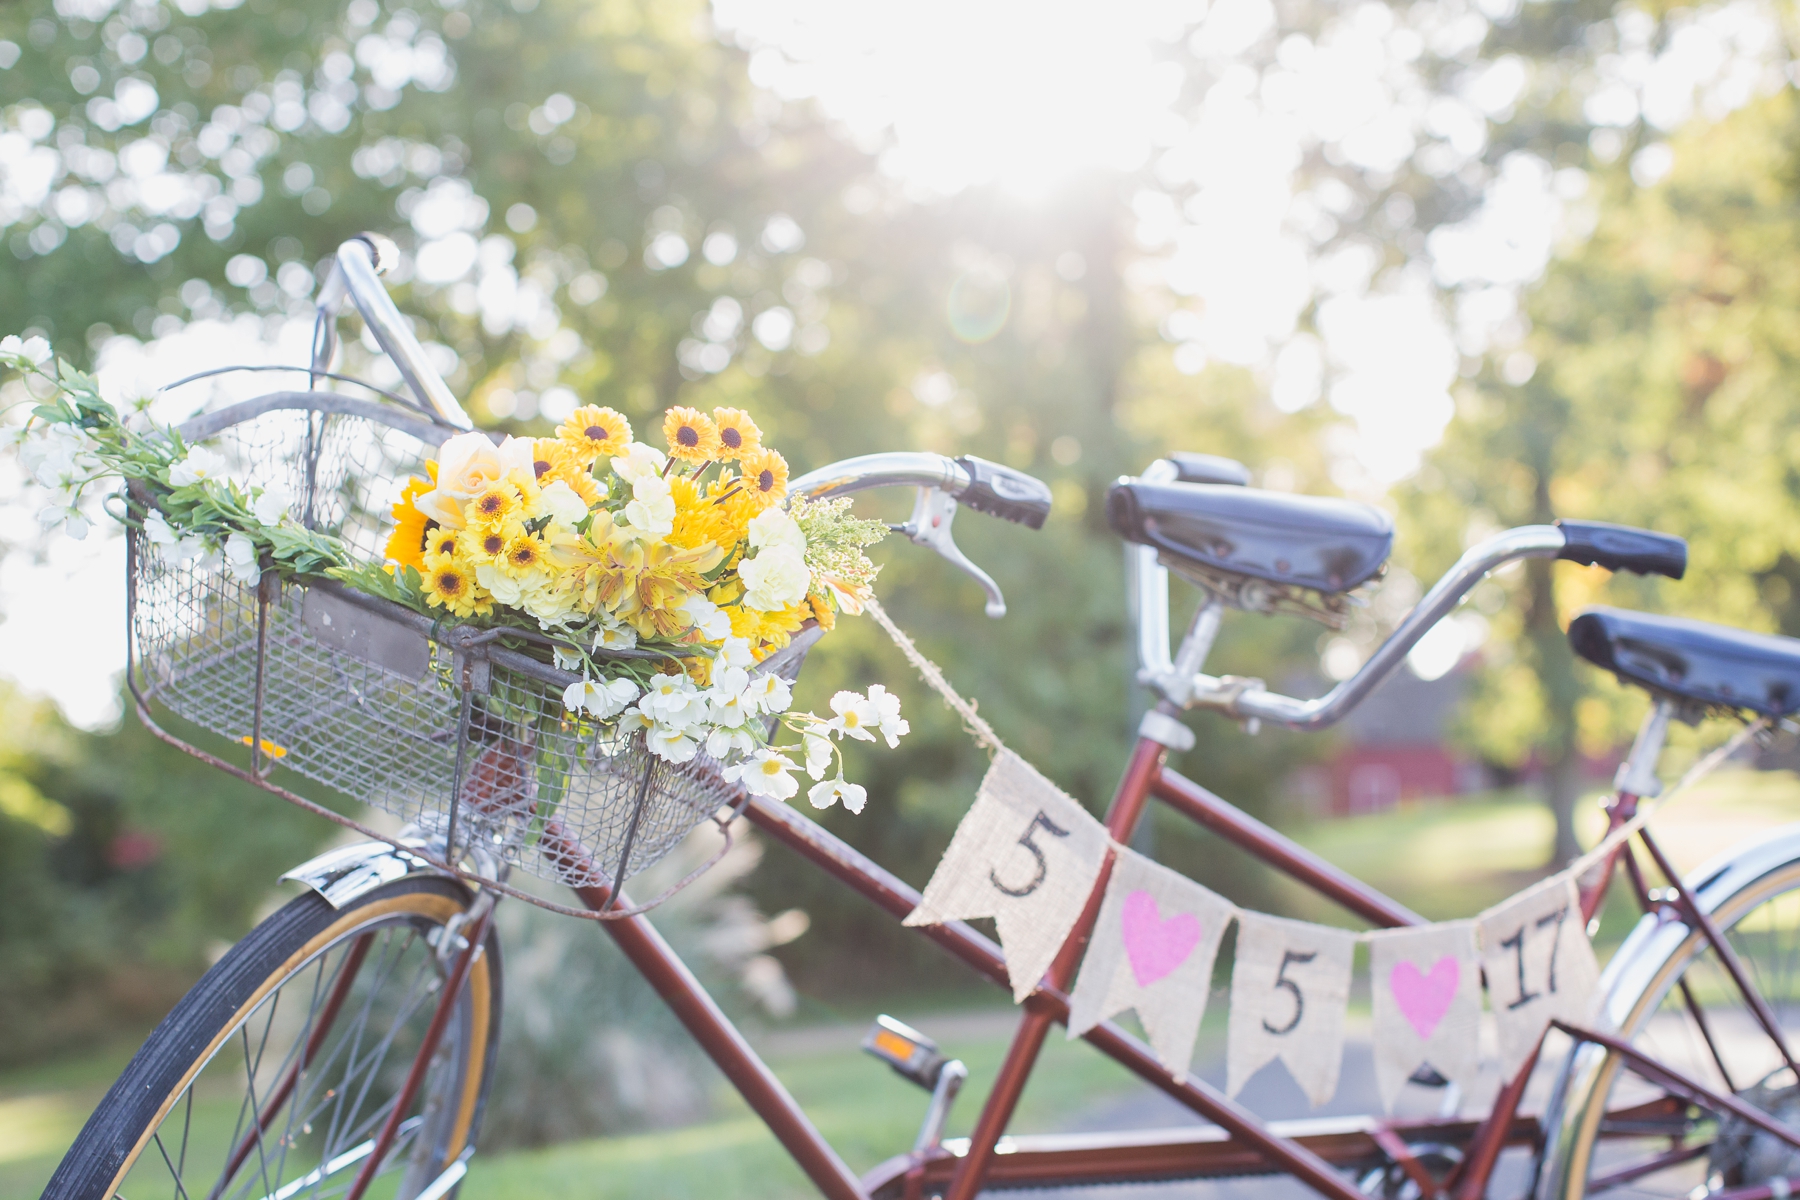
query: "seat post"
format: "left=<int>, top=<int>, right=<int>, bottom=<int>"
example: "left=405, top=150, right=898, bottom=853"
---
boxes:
left=1615, top=698, right=1674, bottom=799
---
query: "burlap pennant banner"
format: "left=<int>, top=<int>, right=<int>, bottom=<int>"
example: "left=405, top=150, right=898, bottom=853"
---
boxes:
left=1477, top=873, right=1601, bottom=1074
left=904, top=750, right=1110, bottom=1000
left=1227, top=913, right=1357, bottom=1107
left=1067, top=848, right=1236, bottom=1077
left=1368, top=921, right=1483, bottom=1109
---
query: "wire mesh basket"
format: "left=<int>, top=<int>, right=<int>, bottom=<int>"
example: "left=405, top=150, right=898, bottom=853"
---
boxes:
left=126, top=394, right=808, bottom=910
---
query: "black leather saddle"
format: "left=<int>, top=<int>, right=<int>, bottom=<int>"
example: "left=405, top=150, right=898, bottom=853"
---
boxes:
left=1106, top=476, right=1393, bottom=595
left=1568, top=607, right=1800, bottom=717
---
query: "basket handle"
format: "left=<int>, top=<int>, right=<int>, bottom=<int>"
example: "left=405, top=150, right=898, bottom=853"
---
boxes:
left=314, top=236, right=474, bottom=432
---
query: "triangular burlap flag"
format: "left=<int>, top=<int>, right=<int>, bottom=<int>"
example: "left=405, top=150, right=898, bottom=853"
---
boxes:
left=1066, top=848, right=1236, bottom=1077
left=1368, top=921, right=1482, bottom=1110
left=1477, top=873, right=1600, bottom=1074
left=904, top=750, right=1109, bottom=1001
left=1227, top=913, right=1356, bottom=1107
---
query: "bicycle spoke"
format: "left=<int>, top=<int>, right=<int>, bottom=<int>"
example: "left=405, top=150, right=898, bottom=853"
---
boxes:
left=151, top=1130, right=193, bottom=1200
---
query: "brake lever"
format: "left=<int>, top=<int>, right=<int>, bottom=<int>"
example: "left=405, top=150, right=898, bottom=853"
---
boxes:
left=895, top=487, right=1007, bottom=618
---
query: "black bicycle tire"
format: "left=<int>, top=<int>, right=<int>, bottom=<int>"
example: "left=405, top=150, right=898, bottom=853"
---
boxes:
left=41, top=876, right=503, bottom=1199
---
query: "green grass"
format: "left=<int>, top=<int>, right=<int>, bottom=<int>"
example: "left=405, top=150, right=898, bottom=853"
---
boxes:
left=11, top=770, right=1800, bottom=1198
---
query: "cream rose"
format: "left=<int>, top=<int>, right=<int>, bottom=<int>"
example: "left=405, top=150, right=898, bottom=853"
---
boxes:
left=415, top=431, right=501, bottom=528
left=740, top=543, right=811, bottom=611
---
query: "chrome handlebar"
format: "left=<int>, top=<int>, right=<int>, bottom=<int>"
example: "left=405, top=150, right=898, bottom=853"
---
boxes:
left=789, top=452, right=1011, bottom=617
left=312, top=236, right=473, bottom=431
left=1133, top=461, right=1571, bottom=731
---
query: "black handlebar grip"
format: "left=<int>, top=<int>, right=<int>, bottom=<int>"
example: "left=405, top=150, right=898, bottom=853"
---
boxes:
left=954, top=456, right=1053, bottom=530
left=1555, top=519, right=1687, bottom=580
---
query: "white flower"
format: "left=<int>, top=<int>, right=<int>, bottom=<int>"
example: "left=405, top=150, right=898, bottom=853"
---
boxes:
left=251, top=485, right=291, bottom=526
left=168, top=534, right=209, bottom=565
left=594, top=620, right=638, bottom=652
left=193, top=538, right=223, bottom=572
left=0, top=424, right=25, bottom=451
left=1, top=335, right=52, bottom=366
left=562, top=676, right=640, bottom=719
left=623, top=473, right=675, bottom=537
left=803, top=733, right=833, bottom=781
left=747, top=507, right=805, bottom=553
left=610, top=442, right=667, bottom=485
left=553, top=645, right=585, bottom=672
left=718, top=636, right=754, bottom=670
left=143, top=509, right=180, bottom=546
left=826, top=690, right=879, bottom=741
left=708, top=665, right=753, bottom=724
left=808, top=776, right=867, bottom=814
left=224, top=532, right=261, bottom=585
left=38, top=504, right=88, bottom=540
left=475, top=563, right=526, bottom=606
left=616, top=707, right=651, bottom=735
left=520, top=577, right=577, bottom=626
left=169, top=445, right=229, bottom=487
left=640, top=672, right=702, bottom=727
left=866, top=684, right=910, bottom=748
left=739, top=544, right=811, bottom=611
left=681, top=593, right=732, bottom=640
left=724, top=749, right=799, bottom=800
left=705, top=726, right=756, bottom=758
left=537, top=479, right=589, bottom=526
left=747, top=672, right=792, bottom=714
left=647, top=725, right=699, bottom=763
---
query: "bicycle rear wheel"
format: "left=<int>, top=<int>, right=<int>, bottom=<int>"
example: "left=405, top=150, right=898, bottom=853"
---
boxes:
left=1537, top=832, right=1800, bottom=1200
left=43, top=875, right=502, bottom=1200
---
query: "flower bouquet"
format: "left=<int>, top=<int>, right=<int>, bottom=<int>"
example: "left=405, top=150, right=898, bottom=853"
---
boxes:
left=1, top=334, right=907, bottom=896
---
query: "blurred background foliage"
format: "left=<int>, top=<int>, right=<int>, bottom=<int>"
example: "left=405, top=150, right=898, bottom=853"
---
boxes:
left=4, top=0, right=1800, bottom=1143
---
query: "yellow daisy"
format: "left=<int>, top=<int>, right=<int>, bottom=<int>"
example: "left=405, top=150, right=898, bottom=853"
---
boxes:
left=501, top=532, right=547, bottom=577
left=711, top=408, right=762, bottom=460
left=737, top=448, right=789, bottom=512
left=533, top=439, right=603, bottom=505
left=425, top=527, right=461, bottom=560
left=458, top=524, right=515, bottom=565
left=421, top=553, right=487, bottom=617
left=557, top=405, right=632, bottom=465
left=662, top=406, right=723, bottom=464
left=467, top=481, right=521, bottom=530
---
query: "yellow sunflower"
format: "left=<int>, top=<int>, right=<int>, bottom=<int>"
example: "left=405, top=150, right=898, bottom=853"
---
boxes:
left=557, top=405, right=632, bottom=465
left=384, top=475, right=433, bottom=571
left=711, top=408, right=762, bottom=460
left=737, top=448, right=789, bottom=512
left=421, top=553, right=489, bottom=617
left=662, top=406, right=723, bottom=464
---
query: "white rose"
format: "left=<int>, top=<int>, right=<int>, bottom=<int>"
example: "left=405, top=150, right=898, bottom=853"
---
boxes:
left=537, top=479, right=589, bottom=526
left=496, top=434, right=538, bottom=481
left=415, top=431, right=501, bottom=529
left=739, top=544, right=810, bottom=611
left=747, top=507, right=805, bottom=553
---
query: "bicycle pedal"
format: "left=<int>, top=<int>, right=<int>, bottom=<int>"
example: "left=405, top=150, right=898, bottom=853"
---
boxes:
left=862, top=1015, right=947, bottom=1090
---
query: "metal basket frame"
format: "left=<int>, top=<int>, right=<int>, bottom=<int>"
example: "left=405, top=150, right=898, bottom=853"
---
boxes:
left=124, top=389, right=807, bottom=919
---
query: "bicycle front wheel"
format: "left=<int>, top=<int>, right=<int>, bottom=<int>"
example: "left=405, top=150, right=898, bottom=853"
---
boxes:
left=43, top=875, right=502, bottom=1200
left=1537, top=829, right=1800, bottom=1200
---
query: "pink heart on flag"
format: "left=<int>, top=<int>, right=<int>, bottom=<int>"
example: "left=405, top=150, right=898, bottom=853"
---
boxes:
left=1390, top=955, right=1460, bottom=1040
left=1121, top=889, right=1202, bottom=988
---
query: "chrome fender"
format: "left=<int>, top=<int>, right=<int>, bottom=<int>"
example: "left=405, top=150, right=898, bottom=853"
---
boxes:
left=1535, top=821, right=1800, bottom=1200
left=280, top=840, right=445, bottom=909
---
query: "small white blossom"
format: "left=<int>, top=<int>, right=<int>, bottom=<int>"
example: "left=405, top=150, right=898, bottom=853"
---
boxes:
left=724, top=749, right=799, bottom=800
left=747, top=672, right=793, bottom=715
left=866, top=684, right=910, bottom=748
left=563, top=676, right=640, bottom=719
left=1, top=335, right=52, bottom=366
left=623, top=473, right=675, bottom=537
left=808, top=776, right=867, bottom=814
left=168, top=534, right=209, bottom=565
left=647, top=724, right=699, bottom=763
left=681, top=593, right=732, bottom=640
left=224, top=532, right=261, bottom=585
left=168, top=445, right=229, bottom=487
left=594, top=620, right=638, bottom=652
left=610, top=442, right=667, bottom=484
left=553, top=645, right=585, bottom=673
left=640, top=672, right=703, bottom=728
left=38, top=503, right=88, bottom=540
left=143, top=510, right=180, bottom=546
left=826, top=690, right=879, bottom=741
left=251, top=485, right=291, bottom=526
left=705, top=726, right=756, bottom=758
left=718, top=636, right=754, bottom=670
left=803, top=732, right=833, bottom=781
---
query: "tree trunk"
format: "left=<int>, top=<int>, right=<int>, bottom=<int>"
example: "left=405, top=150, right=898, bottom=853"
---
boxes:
left=1525, top=476, right=1585, bottom=865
